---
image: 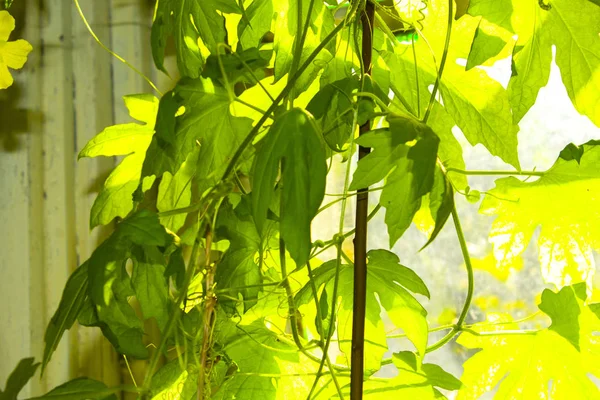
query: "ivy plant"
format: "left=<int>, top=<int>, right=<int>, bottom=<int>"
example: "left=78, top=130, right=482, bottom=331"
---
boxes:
left=5, top=0, right=600, bottom=399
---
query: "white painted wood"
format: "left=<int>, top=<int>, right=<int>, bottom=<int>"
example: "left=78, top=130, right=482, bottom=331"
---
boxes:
left=70, top=0, right=121, bottom=386
left=0, top=0, right=156, bottom=395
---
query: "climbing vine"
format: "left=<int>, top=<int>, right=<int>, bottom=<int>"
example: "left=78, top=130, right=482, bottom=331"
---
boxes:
left=3, top=0, right=600, bottom=399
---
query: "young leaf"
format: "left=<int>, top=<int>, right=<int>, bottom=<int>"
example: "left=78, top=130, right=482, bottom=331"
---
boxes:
left=38, top=378, right=117, bottom=400
left=251, top=108, right=327, bottom=267
left=42, top=263, right=88, bottom=373
left=479, top=140, right=600, bottom=290
left=1, top=358, right=39, bottom=400
left=458, top=284, right=600, bottom=399
left=79, top=94, right=159, bottom=228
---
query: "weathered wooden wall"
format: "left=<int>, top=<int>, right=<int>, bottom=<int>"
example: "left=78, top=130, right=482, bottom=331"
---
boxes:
left=0, top=0, right=171, bottom=395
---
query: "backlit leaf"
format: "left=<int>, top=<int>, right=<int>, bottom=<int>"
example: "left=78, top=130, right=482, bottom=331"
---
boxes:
left=79, top=94, right=159, bottom=228
left=479, top=140, right=600, bottom=290
left=457, top=284, right=600, bottom=399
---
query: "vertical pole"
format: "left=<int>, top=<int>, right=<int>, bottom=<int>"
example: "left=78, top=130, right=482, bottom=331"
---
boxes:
left=350, top=1, right=375, bottom=399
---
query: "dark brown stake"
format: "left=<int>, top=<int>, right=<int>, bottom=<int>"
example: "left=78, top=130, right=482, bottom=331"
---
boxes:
left=351, top=1, right=375, bottom=399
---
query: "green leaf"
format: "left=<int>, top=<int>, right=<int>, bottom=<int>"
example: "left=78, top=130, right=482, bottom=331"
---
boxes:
left=439, top=64, right=520, bottom=169
left=538, top=283, right=587, bottom=351
left=83, top=211, right=171, bottom=357
left=1, top=358, right=39, bottom=400
left=142, top=77, right=253, bottom=193
left=37, top=378, right=118, bottom=400
left=131, top=246, right=170, bottom=332
left=151, top=0, right=234, bottom=77
left=237, top=0, right=273, bottom=50
left=381, top=158, right=423, bottom=247
left=297, top=251, right=428, bottom=371
left=251, top=108, right=327, bottom=267
left=42, top=263, right=88, bottom=373
left=467, top=0, right=514, bottom=31
left=457, top=285, right=600, bottom=399
left=479, top=140, right=600, bottom=289
left=546, top=0, right=600, bottom=126
left=391, top=1, right=520, bottom=168
left=157, top=148, right=198, bottom=232
left=506, top=4, right=552, bottom=124
left=216, top=197, right=274, bottom=310
left=381, top=47, right=468, bottom=189
left=358, top=352, right=461, bottom=398
left=79, top=94, right=158, bottom=228
left=351, top=115, right=440, bottom=246
left=474, top=0, right=600, bottom=125
left=466, top=22, right=508, bottom=70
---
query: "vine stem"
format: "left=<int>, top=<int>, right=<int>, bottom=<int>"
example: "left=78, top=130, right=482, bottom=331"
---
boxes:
left=73, top=0, right=162, bottom=96
left=198, top=227, right=215, bottom=400
left=446, top=168, right=546, bottom=177
left=422, top=0, right=453, bottom=123
left=351, top=1, right=375, bottom=397
left=425, top=204, right=474, bottom=353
